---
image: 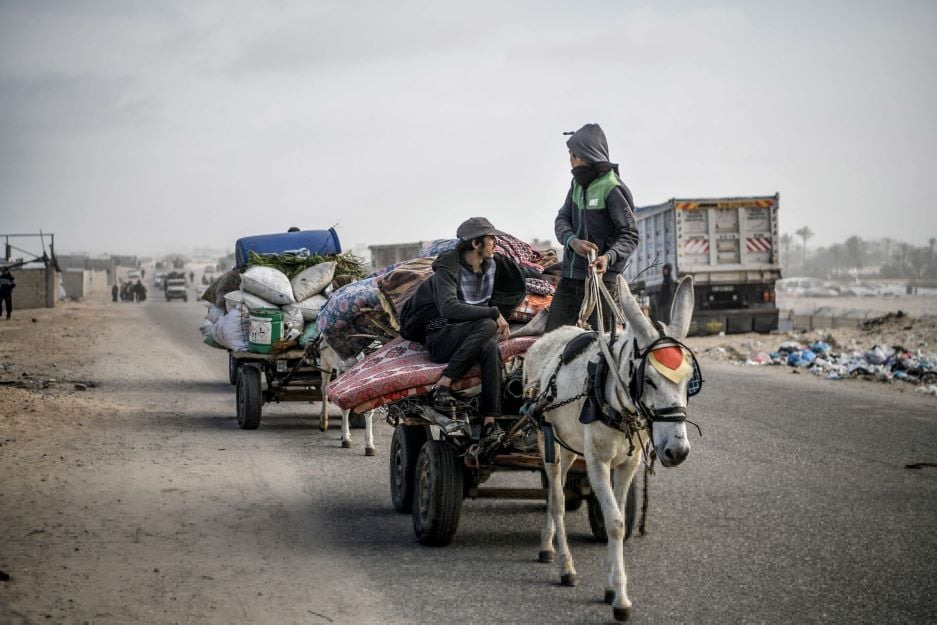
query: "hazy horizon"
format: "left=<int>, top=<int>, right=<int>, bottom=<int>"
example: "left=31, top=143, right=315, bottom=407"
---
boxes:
left=3, top=1, right=936, bottom=258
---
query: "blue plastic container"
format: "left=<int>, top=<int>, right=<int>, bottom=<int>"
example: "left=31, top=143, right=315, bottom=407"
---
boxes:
left=235, top=228, right=342, bottom=268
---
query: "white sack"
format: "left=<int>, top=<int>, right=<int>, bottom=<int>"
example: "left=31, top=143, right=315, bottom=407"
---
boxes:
left=291, top=262, right=336, bottom=302
left=280, top=304, right=305, bottom=341
left=295, top=294, right=328, bottom=322
left=212, top=304, right=250, bottom=351
left=240, top=266, right=296, bottom=306
left=224, top=289, right=278, bottom=312
left=205, top=305, right=225, bottom=324
left=199, top=319, right=214, bottom=338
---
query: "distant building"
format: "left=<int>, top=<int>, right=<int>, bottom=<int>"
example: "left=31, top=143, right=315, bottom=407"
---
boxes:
left=368, top=242, right=424, bottom=272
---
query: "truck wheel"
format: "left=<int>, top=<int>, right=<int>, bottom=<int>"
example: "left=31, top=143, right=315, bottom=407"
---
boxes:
left=236, top=366, right=262, bottom=430
left=228, top=354, right=239, bottom=385
left=412, top=440, right=463, bottom=546
left=389, top=424, right=430, bottom=513
left=540, top=470, right=584, bottom=512
left=587, top=480, right=638, bottom=543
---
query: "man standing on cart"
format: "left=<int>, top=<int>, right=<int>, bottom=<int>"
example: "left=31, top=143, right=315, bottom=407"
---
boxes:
left=546, top=123, right=640, bottom=332
left=400, top=217, right=526, bottom=441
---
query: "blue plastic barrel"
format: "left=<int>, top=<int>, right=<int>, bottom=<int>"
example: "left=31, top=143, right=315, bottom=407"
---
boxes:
left=235, top=228, right=342, bottom=268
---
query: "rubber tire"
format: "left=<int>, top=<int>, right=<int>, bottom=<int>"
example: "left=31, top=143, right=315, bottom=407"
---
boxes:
left=389, top=425, right=430, bottom=513
left=412, top=440, right=463, bottom=546
left=349, top=411, right=367, bottom=429
left=236, top=366, right=262, bottom=430
left=588, top=481, right=638, bottom=543
left=228, top=354, right=239, bottom=385
left=540, top=471, right=584, bottom=512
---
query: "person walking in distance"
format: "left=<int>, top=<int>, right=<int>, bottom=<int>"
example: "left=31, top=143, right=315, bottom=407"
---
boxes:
left=0, top=268, right=16, bottom=319
left=546, top=123, right=639, bottom=332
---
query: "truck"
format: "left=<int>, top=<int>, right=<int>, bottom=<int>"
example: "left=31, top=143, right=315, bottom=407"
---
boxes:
left=164, top=272, right=188, bottom=302
left=624, top=193, right=781, bottom=335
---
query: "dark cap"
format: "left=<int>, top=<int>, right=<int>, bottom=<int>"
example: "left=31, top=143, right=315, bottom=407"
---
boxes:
left=456, top=217, right=506, bottom=241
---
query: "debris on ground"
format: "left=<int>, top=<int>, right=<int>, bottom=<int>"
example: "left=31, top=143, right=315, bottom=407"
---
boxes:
left=688, top=311, right=937, bottom=392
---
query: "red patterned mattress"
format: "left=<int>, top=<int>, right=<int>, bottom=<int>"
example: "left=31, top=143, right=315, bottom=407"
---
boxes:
left=326, top=336, right=538, bottom=413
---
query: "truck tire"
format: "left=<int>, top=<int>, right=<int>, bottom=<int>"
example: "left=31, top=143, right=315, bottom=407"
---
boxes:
left=236, top=366, right=262, bottom=430
left=228, top=354, right=239, bottom=385
left=587, top=480, right=637, bottom=543
left=389, top=424, right=430, bottom=513
left=412, top=440, right=463, bottom=546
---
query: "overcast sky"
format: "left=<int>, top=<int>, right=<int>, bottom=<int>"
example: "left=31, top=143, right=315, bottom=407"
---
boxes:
left=2, top=0, right=935, bottom=258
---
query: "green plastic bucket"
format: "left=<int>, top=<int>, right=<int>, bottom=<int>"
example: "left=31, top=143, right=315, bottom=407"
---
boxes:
left=248, top=308, right=283, bottom=354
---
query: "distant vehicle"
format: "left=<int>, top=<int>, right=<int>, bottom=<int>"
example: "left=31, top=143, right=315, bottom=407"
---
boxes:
left=624, top=194, right=781, bottom=334
left=776, top=277, right=839, bottom=297
left=164, top=272, right=188, bottom=302
left=153, top=272, right=167, bottom=289
left=202, top=265, right=217, bottom=285
left=127, top=269, right=142, bottom=281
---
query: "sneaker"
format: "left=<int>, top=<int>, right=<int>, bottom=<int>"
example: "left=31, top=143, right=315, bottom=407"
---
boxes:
left=431, top=385, right=456, bottom=411
left=481, top=421, right=504, bottom=440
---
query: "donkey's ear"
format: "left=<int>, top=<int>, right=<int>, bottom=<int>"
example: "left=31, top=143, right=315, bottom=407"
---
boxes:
left=616, top=274, right=656, bottom=345
left=669, top=276, right=695, bottom=339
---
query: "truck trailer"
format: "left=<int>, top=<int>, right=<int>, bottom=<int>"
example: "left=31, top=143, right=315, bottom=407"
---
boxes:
left=624, top=194, right=781, bottom=335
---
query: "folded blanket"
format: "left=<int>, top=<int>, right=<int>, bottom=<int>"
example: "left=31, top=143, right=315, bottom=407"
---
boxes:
left=326, top=335, right=538, bottom=413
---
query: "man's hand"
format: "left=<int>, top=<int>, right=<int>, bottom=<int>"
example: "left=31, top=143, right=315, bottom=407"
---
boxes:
left=591, top=254, right=611, bottom=275
left=496, top=313, right=511, bottom=341
left=570, top=237, right=599, bottom=258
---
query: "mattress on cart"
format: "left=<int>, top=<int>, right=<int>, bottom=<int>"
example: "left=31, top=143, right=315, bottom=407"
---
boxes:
left=326, top=336, right=537, bottom=414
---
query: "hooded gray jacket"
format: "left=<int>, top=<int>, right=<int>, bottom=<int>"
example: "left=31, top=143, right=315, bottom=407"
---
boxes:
left=555, top=124, right=639, bottom=282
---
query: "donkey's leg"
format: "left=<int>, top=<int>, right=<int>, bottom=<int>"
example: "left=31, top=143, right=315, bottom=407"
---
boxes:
left=604, top=456, right=640, bottom=612
left=538, top=431, right=558, bottom=564
left=340, top=408, right=352, bottom=448
left=363, top=410, right=375, bottom=456
left=552, top=448, right=579, bottom=586
left=319, top=370, right=332, bottom=432
left=586, top=449, right=631, bottom=620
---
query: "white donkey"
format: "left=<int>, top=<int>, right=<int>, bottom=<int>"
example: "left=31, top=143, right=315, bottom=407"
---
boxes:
left=318, top=338, right=376, bottom=457
left=523, top=274, right=697, bottom=622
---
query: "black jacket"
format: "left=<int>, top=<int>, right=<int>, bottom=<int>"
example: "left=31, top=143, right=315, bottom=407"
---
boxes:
left=400, top=251, right=526, bottom=343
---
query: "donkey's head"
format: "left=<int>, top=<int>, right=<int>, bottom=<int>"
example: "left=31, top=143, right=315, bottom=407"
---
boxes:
left=614, top=274, right=699, bottom=467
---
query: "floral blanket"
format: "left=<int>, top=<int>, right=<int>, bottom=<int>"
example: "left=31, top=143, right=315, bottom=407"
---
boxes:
left=326, top=335, right=538, bottom=413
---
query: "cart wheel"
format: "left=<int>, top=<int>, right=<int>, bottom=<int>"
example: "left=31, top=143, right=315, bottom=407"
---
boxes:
left=228, top=354, right=239, bottom=385
left=412, top=440, right=463, bottom=546
left=588, top=481, right=638, bottom=543
left=236, top=366, right=262, bottom=430
left=349, top=411, right=367, bottom=429
left=389, top=424, right=429, bottom=513
left=540, top=471, right=584, bottom=512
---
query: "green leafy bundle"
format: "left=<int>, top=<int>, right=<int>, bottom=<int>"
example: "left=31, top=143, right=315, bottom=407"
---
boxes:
left=246, top=250, right=367, bottom=280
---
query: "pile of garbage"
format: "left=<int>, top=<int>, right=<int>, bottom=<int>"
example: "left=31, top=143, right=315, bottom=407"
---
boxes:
left=199, top=234, right=558, bottom=358
left=732, top=322, right=937, bottom=396
left=199, top=250, right=365, bottom=352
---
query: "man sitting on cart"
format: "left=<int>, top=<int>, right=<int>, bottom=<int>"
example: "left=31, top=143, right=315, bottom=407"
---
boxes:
left=399, top=217, right=526, bottom=441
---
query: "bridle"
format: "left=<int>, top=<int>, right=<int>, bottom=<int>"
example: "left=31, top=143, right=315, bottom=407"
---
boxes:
left=578, top=255, right=702, bottom=439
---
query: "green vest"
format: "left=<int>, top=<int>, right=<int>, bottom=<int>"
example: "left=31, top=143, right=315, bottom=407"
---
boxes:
left=571, top=170, right=620, bottom=211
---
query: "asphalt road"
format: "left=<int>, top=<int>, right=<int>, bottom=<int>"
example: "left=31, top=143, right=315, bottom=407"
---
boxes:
left=56, top=296, right=937, bottom=623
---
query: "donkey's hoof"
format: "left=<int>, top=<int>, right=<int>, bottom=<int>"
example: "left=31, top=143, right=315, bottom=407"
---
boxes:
left=319, top=424, right=328, bottom=432
left=538, top=550, right=555, bottom=563
left=560, top=573, right=577, bottom=587
left=341, top=440, right=352, bottom=449
left=604, top=590, right=615, bottom=604
left=613, top=607, right=631, bottom=622
left=365, top=447, right=376, bottom=457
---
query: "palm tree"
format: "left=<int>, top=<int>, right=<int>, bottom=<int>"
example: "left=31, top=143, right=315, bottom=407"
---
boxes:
left=794, top=226, right=814, bottom=267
